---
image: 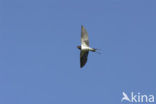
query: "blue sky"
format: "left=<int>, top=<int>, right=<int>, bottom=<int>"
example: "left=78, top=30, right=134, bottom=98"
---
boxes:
left=0, top=0, right=156, bottom=104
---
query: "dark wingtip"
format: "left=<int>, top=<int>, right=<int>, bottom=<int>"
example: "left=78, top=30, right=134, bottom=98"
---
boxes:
left=80, top=64, right=84, bottom=68
left=81, top=25, right=84, bottom=28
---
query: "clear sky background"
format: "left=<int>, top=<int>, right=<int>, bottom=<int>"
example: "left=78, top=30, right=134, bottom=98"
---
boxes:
left=0, top=0, right=156, bottom=104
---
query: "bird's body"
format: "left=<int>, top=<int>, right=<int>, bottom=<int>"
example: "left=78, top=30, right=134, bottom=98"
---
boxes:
left=77, top=45, right=96, bottom=52
left=77, top=25, right=96, bottom=68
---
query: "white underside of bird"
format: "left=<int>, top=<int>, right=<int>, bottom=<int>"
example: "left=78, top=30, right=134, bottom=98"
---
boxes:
left=81, top=44, right=95, bottom=51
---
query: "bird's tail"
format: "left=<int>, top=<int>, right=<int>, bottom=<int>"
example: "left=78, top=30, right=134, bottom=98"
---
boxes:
left=94, top=48, right=103, bottom=55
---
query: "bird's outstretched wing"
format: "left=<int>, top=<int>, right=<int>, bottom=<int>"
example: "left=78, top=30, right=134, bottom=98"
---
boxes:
left=81, top=25, right=89, bottom=46
left=80, top=50, right=89, bottom=68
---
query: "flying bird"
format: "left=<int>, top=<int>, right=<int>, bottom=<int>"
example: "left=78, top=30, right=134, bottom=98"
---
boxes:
left=77, top=25, right=97, bottom=68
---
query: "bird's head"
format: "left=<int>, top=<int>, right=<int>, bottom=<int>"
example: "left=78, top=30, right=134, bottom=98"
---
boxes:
left=77, top=46, right=81, bottom=50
